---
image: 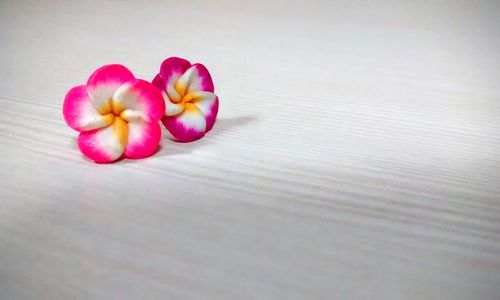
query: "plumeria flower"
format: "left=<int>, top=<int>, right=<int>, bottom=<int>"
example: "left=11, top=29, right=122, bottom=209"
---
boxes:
left=152, top=57, right=219, bottom=142
left=63, top=64, right=165, bottom=163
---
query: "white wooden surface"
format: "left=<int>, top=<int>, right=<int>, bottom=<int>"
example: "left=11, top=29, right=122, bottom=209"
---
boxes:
left=1, top=0, right=500, bottom=299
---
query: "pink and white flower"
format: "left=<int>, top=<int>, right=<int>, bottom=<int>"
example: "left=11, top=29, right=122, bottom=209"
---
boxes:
left=63, top=64, right=165, bottom=163
left=152, top=57, right=219, bottom=142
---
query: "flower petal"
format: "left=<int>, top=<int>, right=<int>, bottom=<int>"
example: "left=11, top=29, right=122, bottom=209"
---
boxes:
left=174, top=64, right=215, bottom=97
left=165, top=102, right=185, bottom=116
left=159, top=57, right=191, bottom=89
left=78, top=118, right=128, bottom=163
left=162, top=103, right=206, bottom=142
left=86, top=64, right=135, bottom=114
left=112, top=79, right=165, bottom=122
left=192, top=92, right=219, bottom=132
left=189, top=63, right=214, bottom=93
left=157, top=57, right=191, bottom=103
left=63, top=85, right=115, bottom=132
left=125, top=120, right=161, bottom=159
left=151, top=73, right=164, bottom=91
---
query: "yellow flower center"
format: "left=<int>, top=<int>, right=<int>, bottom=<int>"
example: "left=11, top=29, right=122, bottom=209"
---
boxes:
left=97, top=98, right=129, bottom=146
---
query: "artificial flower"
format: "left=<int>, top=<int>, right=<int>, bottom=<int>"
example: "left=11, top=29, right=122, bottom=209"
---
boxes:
left=152, top=57, right=219, bottom=142
left=63, top=64, right=165, bottom=163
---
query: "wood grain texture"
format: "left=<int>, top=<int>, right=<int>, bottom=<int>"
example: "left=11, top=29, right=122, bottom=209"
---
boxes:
left=1, top=0, right=500, bottom=299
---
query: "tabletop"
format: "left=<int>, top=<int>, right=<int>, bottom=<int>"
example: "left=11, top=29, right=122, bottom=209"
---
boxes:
left=1, top=0, right=500, bottom=299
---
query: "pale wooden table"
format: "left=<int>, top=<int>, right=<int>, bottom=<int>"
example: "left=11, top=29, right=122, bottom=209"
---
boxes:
left=1, top=0, right=500, bottom=299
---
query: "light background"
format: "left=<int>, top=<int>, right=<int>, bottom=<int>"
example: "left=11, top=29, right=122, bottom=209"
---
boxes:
left=1, top=0, right=500, bottom=298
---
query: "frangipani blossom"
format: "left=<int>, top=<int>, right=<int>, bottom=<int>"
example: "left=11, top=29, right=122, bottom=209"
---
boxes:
left=152, top=57, right=219, bottom=142
left=63, top=64, right=165, bottom=163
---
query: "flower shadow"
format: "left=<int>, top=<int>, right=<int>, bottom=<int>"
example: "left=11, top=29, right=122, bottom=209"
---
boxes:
left=155, top=115, right=257, bottom=157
